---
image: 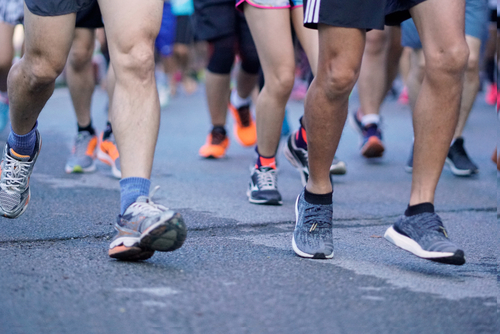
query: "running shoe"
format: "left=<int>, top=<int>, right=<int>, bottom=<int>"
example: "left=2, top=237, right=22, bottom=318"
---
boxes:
left=109, top=187, right=187, bottom=261
left=384, top=212, right=465, bottom=265
left=97, top=132, right=121, bottom=179
left=349, top=110, right=385, bottom=158
left=228, top=102, right=257, bottom=147
left=199, top=128, right=229, bottom=159
left=292, top=189, right=334, bottom=259
left=0, top=94, right=9, bottom=133
left=65, top=131, right=97, bottom=174
left=405, top=144, right=414, bottom=173
left=0, top=130, right=41, bottom=218
left=283, top=132, right=346, bottom=186
left=247, top=166, right=282, bottom=205
left=445, top=138, right=478, bottom=176
left=398, top=86, right=409, bottom=105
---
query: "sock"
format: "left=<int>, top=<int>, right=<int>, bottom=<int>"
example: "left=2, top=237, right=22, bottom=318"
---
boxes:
left=212, top=125, right=226, bottom=137
left=295, top=121, right=307, bottom=150
left=404, top=202, right=434, bottom=217
left=304, top=188, right=333, bottom=205
left=78, top=121, right=95, bottom=135
left=119, top=177, right=151, bottom=215
left=7, top=121, right=38, bottom=157
left=230, top=89, right=251, bottom=109
left=103, top=122, right=113, bottom=140
left=255, top=148, right=276, bottom=169
left=361, top=113, right=380, bottom=127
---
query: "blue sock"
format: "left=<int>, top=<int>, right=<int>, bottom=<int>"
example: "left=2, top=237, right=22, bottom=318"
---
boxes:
left=119, top=177, right=151, bottom=215
left=7, top=121, right=38, bottom=156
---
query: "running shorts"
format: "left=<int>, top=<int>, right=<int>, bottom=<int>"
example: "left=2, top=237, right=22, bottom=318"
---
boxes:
left=236, top=0, right=303, bottom=11
left=402, top=0, right=488, bottom=49
left=156, top=2, right=176, bottom=57
left=0, top=0, right=23, bottom=25
left=303, top=0, right=425, bottom=31
left=193, top=1, right=251, bottom=41
left=1, top=0, right=103, bottom=28
left=25, top=0, right=96, bottom=17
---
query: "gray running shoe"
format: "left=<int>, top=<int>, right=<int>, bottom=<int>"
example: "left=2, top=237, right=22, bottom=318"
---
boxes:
left=247, top=166, right=282, bottom=205
left=384, top=212, right=465, bottom=265
left=65, top=131, right=97, bottom=173
left=283, top=132, right=346, bottom=186
left=0, top=131, right=42, bottom=218
left=292, top=190, right=334, bottom=259
left=108, top=187, right=187, bottom=261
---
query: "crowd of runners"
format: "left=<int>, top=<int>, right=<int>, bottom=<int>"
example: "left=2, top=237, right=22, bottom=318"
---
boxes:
left=0, top=0, right=497, bottom=265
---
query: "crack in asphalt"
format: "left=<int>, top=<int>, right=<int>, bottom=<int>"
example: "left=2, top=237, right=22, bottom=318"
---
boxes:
left=0, top=206, right=495, bottom=246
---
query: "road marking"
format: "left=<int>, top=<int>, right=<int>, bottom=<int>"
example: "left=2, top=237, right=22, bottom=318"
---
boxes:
left=362, top=296, right=385, bottom=301
left=142, top=301, right=168, bottom=307
left=33, top=173, right=119, bottom=190
left=115, top=287, right=179, bottom=297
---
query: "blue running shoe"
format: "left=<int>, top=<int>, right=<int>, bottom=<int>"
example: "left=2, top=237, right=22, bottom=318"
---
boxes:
left=292, top=189, right=334, bottom=259
left=349, top=110, right=384, bottom=158
left=384, top=212, right=465, bottom=265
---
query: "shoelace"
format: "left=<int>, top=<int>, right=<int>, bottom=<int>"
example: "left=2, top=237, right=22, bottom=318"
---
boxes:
left=419, top=215, right=448, bottom=238
left=211, top=130, right=226, bottom=145
left=132, top=186, right=168, bottom=215
left=0, top=154, right=32, bottom=192
left=303, top=205, right=333, bottom=232
left=255, top=167, right=277, bottom=190
left=237, top=106, right=251, bottom=127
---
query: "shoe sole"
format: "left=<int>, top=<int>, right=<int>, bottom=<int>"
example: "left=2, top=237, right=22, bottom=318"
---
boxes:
left=283, top=138, right=308, bottom=186
left=445, top=158, right=478, bottom=176
left=384, top=226, right=465, bottom=265
left=65, top=161, right=96, bottom=174
left=139, top=212, right=187, bottom=252
left=361, top=137, right=385, bottom=158
left=97, top=147, right=121, bottom=179
left=109, top=245, right=155, bottom=261
left=292, top=195, right=334, bottom=259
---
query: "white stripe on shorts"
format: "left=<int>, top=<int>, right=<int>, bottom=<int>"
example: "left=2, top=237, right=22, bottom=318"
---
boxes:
left=304, top=0, right=320, bottom=24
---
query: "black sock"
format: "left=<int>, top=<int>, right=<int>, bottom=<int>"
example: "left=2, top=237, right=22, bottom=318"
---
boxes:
left=304, top=188, right=333, bottom=205
left=103, top=122, right=113, bottom=140
left=212, top=125, right=226, bottom=136
left=78, top=121, right=95, bottom=135
left=404, top=202, right=434, bottom=217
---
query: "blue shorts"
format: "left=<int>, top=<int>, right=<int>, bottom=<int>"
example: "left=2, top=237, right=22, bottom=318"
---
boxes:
left=155, top=3, right=176, bottom=57
left=402, top=0, right=489, bottom=49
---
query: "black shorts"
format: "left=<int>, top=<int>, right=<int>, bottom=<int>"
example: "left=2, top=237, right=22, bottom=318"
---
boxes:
left=193, top=1, right=249, bottom=41
left=303, top=0, right=425, bottom=30
left=75, top=1, right=103, bottom=29
left=25, top=0, right=103, bottom=29
left=175, top=15, right=194, bottom=45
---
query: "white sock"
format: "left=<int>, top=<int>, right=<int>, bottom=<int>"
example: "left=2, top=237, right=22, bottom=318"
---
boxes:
left=360, top=114, right=380, bottom=127
left=230, top=89, right=251, bottom=109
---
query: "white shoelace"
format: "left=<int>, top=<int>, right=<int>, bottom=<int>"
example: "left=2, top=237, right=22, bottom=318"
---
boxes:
left=1, top=154, right=32, bottom=192
left=255, top=168, right=277, bottom=190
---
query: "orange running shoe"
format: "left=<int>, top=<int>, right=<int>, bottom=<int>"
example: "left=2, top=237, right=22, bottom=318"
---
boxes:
left=199, top=128, right=230, bottom=159
left=228, top=103, right=257, bottom=147
left=97, top=132, right=121, bottom=179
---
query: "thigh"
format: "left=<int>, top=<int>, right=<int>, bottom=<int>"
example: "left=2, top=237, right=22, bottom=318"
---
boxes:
left=69, top=28, right=96, bottom=64
left=243, top=5, right=295, bottom=79
left=23, top=3, right=76, bottom=70
left=98, top=0, right=163, bottom=57
left=410, top=0, right=466, bottom=56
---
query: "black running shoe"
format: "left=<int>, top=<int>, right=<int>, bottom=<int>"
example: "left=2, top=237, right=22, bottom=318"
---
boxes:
left=283, top=133, right=309, bottom=186
left=446, top=137, right=478, bottom=176
left=384, top=212, right=465, bottom=265
left=292, top=189, right=334, bottom=259
left=247, top=166, right=282, bottom=205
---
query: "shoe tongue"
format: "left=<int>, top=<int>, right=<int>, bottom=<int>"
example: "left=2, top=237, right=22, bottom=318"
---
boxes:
left=9, top=148, right=30, bottom=162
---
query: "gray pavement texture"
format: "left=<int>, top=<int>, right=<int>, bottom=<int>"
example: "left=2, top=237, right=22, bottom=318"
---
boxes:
left=0, top=85, right=498, bottom=334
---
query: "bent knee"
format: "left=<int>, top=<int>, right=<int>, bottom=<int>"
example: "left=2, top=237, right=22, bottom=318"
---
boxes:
left=265, top=69, right=295, bottom=98
left=24, top=55, right=65, bottom=88
left=68, top=47, right=93, bottom=72
left=321, top=62, right=359, bottom=100
left=425, top=42, right=469, bottom=76
left=112, top=43, right=156, bottom=82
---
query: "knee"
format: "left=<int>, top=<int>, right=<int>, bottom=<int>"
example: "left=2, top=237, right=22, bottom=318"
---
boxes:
left=24, top=55, right=65, bottom=89
left=321, top=61, right=359, bottom=100
left=364, top=31, right=387, bottom=55
left=465, top=51, right=479, bottom=75
left=112, top=42, right=156, bottom=82
left=68, top=46, right=93, bottom=72
left=425, top=42, right=469, bottom=78
left=266, top=67, right=295, bottom=99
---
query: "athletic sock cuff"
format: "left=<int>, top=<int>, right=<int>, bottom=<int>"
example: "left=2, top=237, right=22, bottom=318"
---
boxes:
left=304, top=188, right=333, bottom=205
left=119, top=177, right=151, bottom=215
left=404, top=202, right=434, bottom=217
left=230, top=89, right=251, bottom=109
left=7, top=121, right=38, bottom=156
